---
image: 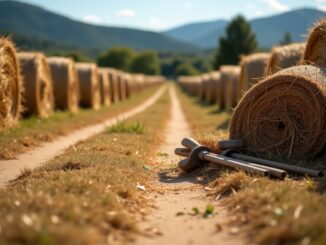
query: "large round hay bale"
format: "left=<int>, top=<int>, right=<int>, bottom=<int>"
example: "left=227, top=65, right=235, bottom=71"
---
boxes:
left=223, top=66, right=240, bottom=111
left=229, top=65, right=326, bottom=160
left=0, top=38, right=22, bottom=128
left=239, top=53, right=270, bottom=98
left=18, top=52, right=54, bottom=118
left=107, top=68, right=119, bottom=103
left=206, top=72, right=220, bottom=104
left=302, top=20, right=326, bottom=67
left=47, top=57, right=79, bottom=112
left=98, top=68, right=111, bottom=106
left=265, top=43, right=305, bottom=75
left=76, top=63, right=100, bottom=110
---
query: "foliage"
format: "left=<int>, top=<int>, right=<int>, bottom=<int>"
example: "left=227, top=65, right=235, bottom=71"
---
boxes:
left=214, top=15, right=258, bottom=69
left=130, top=51, right=160, bottom=75
left=174, top=62, right=200, bottom=77
left=97, top=46, right=134, bottom=70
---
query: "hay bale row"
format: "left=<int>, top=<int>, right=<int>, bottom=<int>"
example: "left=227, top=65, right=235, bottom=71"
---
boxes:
left=0, top=37, right=165, bottom=129
left=0, top=38, right=22, bottom=129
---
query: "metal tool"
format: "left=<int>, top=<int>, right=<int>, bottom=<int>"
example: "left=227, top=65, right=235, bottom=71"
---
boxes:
left=217, top=140, right=324, bottom=177
left=177, top=138, right=269, bottom=176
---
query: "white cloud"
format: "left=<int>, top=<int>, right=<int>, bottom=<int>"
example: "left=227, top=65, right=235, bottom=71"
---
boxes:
left=317, top=5, right=326, bottom=11
left=117, top=9, right=136, bottom=17
left=246, top=3, right=265, bottom=17
left=82, top=15, right=101, bottom=24
left=259, top=0, right=290, bottom=12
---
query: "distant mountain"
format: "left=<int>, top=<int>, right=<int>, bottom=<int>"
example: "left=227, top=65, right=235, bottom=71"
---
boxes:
left=0, top=1, right=200, bottom=53
left=164, top=8, right=326, bottom=49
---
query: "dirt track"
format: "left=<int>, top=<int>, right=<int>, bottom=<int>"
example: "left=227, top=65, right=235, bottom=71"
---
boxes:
left=134, top=86, right=244, bottom=245
left=0, top=86, right=166, bottom=187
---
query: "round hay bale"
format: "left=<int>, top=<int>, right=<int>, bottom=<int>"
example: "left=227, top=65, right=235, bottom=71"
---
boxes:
left=18, top=52, right=54, bottom=118
left=202, top=74, right=211, bottom=102
left=123, top=73, right=133, bottom=98
left=206, top=72, right=220, bottom=104
left=239, top=53, right=270, bottom=98
left=133, top=74, right=145, bottom=94
left=117, top=71, right=127, bottom=101
left=47, top=57, right=79, bottom=112
left=0, top=38, right=23, bottom=128
left=229, top=65, right=326, bottom=160
left=76, top=63, right=100, bottom=110
left=265, top=43, right=305, bottom=75
left=302, top=20, right=326, bottom=67
left=98, top=68, right=111, bottom=106
left=223, top=66, right=240, bottom=111
left=107, top=68, right=119, bottom=103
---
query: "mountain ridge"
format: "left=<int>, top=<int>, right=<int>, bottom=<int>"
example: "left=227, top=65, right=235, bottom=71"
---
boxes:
left=0, top=0, right=200, bottom=53
left=164, top=8, right=326, bottom=48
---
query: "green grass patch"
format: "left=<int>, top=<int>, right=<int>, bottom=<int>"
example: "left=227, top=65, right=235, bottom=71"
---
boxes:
left=108, top=121, right=145, bottom=134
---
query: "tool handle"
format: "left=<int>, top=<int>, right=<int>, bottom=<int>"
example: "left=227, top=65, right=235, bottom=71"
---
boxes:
left=181, top=137, right=200, bottom=150
left=175, top=148, right=190, bottom=157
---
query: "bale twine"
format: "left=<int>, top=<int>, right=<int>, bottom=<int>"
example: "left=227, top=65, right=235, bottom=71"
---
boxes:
left=47, top=57, right=79, bottom=112
left=229, top=65, right=326, bottom=160
left=0, top=38, right=22, bottom=128
left=107, top=68, right=119, bottom=103
left=239, top=53, right=270, bottom=99
left=207, top=72, right=220, bottom=104
left=18, top=52, right=54, bottom=118
left=98, top=68, right=111, bottom=106
left=265, top=43, right=305, bottom=75
left=302, top=20, right=326, bottom=67
left=117, top=71, right=127, bottom=101
left=76, top=63, right=100, bottom=110
left=222, top=66, right=240, bottom=111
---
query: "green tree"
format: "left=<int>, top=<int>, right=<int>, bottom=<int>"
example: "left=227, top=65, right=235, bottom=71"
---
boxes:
left=130, top=51, right=160, bottom=75
left=279, top=32, right=292, bottom=45
left=174, top=62, right=199, bottom=77
left=214, top=15, right=258, bottom=69
left=97, top=47, right=134, bottom=71
left=65, top=51, right=90, bottom=62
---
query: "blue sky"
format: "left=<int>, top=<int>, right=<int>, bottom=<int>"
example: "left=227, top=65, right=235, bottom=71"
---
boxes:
left=11, top=0, right=326, bottom=31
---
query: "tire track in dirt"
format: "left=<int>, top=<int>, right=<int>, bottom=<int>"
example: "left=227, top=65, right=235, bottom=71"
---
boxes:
left=0, top=86, right=167, bottom=187
left=134, top=85, right=244, bottom=245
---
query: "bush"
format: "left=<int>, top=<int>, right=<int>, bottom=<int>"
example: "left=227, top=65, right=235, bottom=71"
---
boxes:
left=130, top=51, right=160, bottom=75
left=97, top=47, right=134, bottom=71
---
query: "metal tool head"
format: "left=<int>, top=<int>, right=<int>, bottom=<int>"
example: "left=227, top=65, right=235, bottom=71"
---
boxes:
left=178, top=145, right=211, bottom=172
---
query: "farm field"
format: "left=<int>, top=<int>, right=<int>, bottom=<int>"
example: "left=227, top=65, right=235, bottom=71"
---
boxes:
left=1, top=1, right=326, bottom=245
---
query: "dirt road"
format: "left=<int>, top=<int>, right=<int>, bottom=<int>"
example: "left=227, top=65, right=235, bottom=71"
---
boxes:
left=134, top=85, right=244, bottom=245
left=0, top=86, right=166, bottom=187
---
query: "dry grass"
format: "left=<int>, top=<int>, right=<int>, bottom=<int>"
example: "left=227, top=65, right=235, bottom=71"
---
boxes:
left=0, top=89, right=170, bottom=244
left=0, top=85, right=161, bottom=160
left=177, top=85, right=326, bottom=245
